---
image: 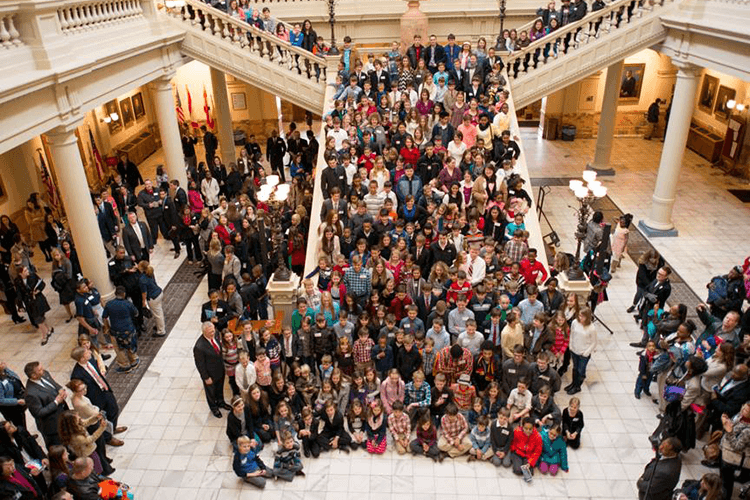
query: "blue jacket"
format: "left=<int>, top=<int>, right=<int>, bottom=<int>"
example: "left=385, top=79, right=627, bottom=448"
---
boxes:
left=540, top=427, right=568, bottom=470
left=371, top=344, right=394, bottom=373
left=289, top=31, right=304, bottom=47
left=396, top=175, right=423, bottom=204
left=233, top=446, right=264, bottom=477
left=0, top=369, right=22, bottom=406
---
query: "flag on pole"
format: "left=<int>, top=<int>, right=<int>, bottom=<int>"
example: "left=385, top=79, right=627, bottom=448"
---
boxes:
left=37, top=149, right=59, bottom=212
left=203, top=84, right=215, bottom=130
left=175, top=86, right=185, bottom=125
left=88, top=128, right=106, bottom=182
left=186, top=85, right=199, bottom=129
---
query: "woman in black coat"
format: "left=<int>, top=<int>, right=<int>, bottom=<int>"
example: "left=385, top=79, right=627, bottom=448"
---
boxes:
left=0, top=423, right=48, bottom=497
left=226, top=396, right=262, bottom=448
left=14, top=266, right=53, bottom=345
left=0, top=456, right=44, bottom=500
left=0, top=216, right=20, bottom=264
left=628, top=249, right=664, bottom=313
left=301, top=20, right=317, bottom=52
left=316, top=401, right=352, bottom=452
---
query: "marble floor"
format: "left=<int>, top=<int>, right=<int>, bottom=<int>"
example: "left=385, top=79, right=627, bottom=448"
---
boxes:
left=2, top=130, right=748, bottom=499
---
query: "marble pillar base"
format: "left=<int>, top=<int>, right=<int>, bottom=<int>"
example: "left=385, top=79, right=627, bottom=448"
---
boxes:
left=586, top=163, right=616, bottom=176
left=638, top=219, right=679, bottom=237
left=557, top=272, right=592, bottom=298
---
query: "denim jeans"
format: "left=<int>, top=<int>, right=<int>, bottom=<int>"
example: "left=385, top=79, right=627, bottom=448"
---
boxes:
left=571, top=352, right=591, bottom=380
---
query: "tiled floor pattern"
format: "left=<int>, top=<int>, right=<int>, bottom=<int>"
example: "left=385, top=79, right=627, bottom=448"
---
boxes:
left=2, top=130, right=748, bottom=499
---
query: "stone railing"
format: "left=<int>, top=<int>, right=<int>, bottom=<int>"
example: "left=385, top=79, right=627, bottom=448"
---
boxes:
left=0, top=12, right=23, bottom=48
left=57, top=0, right=145, bottom=34
left=166, top=0, right=327, bottom=82
left=506, top=0, right=673, bottom=80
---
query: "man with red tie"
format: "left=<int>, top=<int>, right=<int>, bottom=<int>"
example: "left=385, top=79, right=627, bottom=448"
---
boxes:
left=70, top=346, right=127, bottom=446
left=193, top=322, right=230, bottom=418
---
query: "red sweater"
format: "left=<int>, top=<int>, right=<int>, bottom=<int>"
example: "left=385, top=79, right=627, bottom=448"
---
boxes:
left=510, top=426, right=543, bottom=466
left=519, top=258, right=548, bottom=285
left=447, top=280, right=473, bottom=304
left=400, top=147, right=420, bottom=167
left=388, top=295, right=413, bottom=322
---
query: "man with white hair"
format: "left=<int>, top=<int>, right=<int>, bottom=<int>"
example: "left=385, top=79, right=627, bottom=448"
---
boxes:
left=193, top=321, right=230, bottom=418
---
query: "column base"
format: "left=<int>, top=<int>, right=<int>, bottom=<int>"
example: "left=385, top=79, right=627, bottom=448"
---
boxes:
left=585, top=163, right=616, bottom=177
left=557, top=272, right=592, bottom=296
left=267, top=272, right=301, bottom=320
left=638, top=219, right=678, bottom=237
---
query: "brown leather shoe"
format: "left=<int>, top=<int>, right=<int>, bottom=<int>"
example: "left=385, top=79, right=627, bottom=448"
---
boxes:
left=114, top=426, right=128, bottom=434
left=107, top=437, right=124, bottom=446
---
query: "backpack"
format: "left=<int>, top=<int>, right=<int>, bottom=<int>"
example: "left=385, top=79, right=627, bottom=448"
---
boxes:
left=51, top=269, right=69, bottom=293
left=707, top=276, right=728, bottom=304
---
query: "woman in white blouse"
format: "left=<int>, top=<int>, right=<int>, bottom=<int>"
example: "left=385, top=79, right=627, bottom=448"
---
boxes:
left=566, top=307, right=597, bottom=395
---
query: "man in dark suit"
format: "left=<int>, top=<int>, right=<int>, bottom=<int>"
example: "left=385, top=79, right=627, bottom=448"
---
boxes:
left=266, top=129, right=287, bottom=183
left=430, top=231, right=457, bottom=267
left=181, top=128, right=198, bottom=172
left=23, top=361, right=68, bottom=448
left=320, top=187, right=348, bottom=226
left=411, top=236, right=432, bottom=278
left=415, top=284, right=439, bottom=324
left=201, top=125, right=218, bottom=167
left=636, top=437, right=682, bottom=500
left=194, top=322, right=230, bottom=418
left=137, top=179, right=163, bottom=241
left=704, top=364, right=750, bottom=434
left=423, top=34, right=446, bottom=74
left=170, top=179, right=188, bottom=213
left=463, top=55, right=484, bottom=94
left=70, top=347, right=126, bottom=446
left=122, top=211, right=153, bottom=263
left=159, top=187, right=181, bottom=257
left=93, top=194, right=118, bottom=257
left=406, top=34, right=424, bottom=69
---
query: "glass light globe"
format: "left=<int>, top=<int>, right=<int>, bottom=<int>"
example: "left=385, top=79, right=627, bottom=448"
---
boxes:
left=593, top=186, right=607, bottom=198
left=727, top=100, right=737, bottom=110
left=582, top=170, right=597, bottom=183
left=267, top=175, right=280, bottom=187
left=257, top=190, right=270, bottom=202
left=575, top=187, right=589, bottom=199
left=737, top=104, right=746, bottom=112
left=569, top=180, right=583, bottom=191
left=588, top=180, right=602, bottom=190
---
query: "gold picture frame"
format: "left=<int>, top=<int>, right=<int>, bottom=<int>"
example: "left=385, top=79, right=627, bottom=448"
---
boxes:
left=713, top=85, right=736, bottom=122
left=619, top=63, right=645, bottom=103
left=698, top=74, right=719, bottom=113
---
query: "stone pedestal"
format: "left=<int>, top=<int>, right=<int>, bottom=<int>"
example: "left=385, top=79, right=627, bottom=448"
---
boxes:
left=267, top=272, right=301, bottom=325
left=557, top=273, right=592, bottom=302
left=400, top=1, right=428, bottom=50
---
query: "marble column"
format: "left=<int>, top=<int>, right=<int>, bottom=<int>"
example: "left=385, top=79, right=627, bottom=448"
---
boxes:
left=46, top=124, right=115, bottom=300
left=639, top=61, right=702, bottom=237
left=210, top=68, right=236, bottom=165
left=150, top=75, right=188, bottom=191
left=587, top=60, right=623, bottom=176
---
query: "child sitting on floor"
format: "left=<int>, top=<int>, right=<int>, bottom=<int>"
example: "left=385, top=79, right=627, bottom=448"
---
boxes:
left=468, top=415, right=493, bottom=462
left=561, top=396, right=584, bottom=449
left=272, top=432, right=305, bottom=481
left=539, top=425, right=568, bottom=476
left=365, top=399, right=388, bottom=454
left=410, top=412, right=441, bottom=462
left=233, top=436, right=273, bottom=488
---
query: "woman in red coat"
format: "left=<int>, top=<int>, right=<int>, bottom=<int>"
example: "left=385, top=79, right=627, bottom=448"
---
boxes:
left=510, top=417, right=543, bottom=482
left=399, top=136, right=420, bottom=169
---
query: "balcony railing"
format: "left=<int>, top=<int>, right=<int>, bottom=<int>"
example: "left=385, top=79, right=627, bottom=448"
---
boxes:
left=0, top=13, right=23, bottom=48
left=506, top=0, right=673, bottom=80
left=57, top=0, right=145, bottom=34
left=166, top=0, right=327, bottom=83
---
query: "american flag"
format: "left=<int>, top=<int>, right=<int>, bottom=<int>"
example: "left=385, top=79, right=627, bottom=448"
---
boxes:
left=89, top=128, right=106, bottom=182
left=37, top=149, right=60, bottom=212
left=175, top=86, right=185, bottom=125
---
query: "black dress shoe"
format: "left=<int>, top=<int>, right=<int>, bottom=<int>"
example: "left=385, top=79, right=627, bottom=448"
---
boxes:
left=12, top=318, right=26, bottom=324
left=701, top=459, right=720, bottom=469
left=219, top=402, right=232, bottom=411
left=211, top=408, right=222, bottom=418
left=629, top=342, right=646, bottom=348
left=566, top=385, right=581, bottom=395
left=564, top=382, right=575, bottom=391
left=627, top=305, right=636, bottom=313
left=102, top=354, right=112, bottom=361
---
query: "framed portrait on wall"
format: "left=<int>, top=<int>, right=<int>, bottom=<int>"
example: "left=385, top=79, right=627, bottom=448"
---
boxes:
left=120, top=98, right=135, bottom=127
left=714, top=85, right=736, bottom=122
left=698, top=74, right=719, bottom=113
left=132, top=92, right=145, bottom=119
left=104, top=99, right=122, bottom=134
left=231, top=92, right=247, bottom=110
left=619, top=63, right=645, bottom=102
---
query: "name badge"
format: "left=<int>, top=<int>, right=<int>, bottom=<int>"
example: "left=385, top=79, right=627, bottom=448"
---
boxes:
left=508, top=368, right=516, bottom=374
left=360, top=274, right=368, bottom=279
left=314, top=332, right=322, bottom=337
left=217, top=308, right=223, bottom=313
left=501, top=429, right=509, bottom=435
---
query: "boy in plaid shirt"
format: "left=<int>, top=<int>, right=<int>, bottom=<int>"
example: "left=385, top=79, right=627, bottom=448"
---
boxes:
left=353, top=327, right=375, bottom=371
left=438, top=403, right=472, bottom=458
left=387, top=400, right=411, bottom=454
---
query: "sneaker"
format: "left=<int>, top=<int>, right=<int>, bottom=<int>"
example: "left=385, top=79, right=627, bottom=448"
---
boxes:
left=116, top=365, right=134, bottom=373
left=129, top=359, right=142, bottom=371
left=295, top=470, right=305, bottom=477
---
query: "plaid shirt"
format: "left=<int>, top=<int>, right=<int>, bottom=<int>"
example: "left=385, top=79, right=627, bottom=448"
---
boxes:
left=504, top=239, right=528, bottom=264
left=353, top=337, right=375, bottom=364
left=387, top=411, right=411, bottom=437
left=421, top=349, right=436, bottom=376
left=344, top=266, right=372, bottom=297
left=404, top=380, right=432, bottom=408
left=433, top=346, right=473, bottom=385
left=440, top=413, right=468, bottom=440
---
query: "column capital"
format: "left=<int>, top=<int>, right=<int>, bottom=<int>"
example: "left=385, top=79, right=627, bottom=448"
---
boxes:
left=46, top=121, right=85, bottom=146
left=150, top=72, right=177, bottom=92
left=672, top=60, right=702, bottom=78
